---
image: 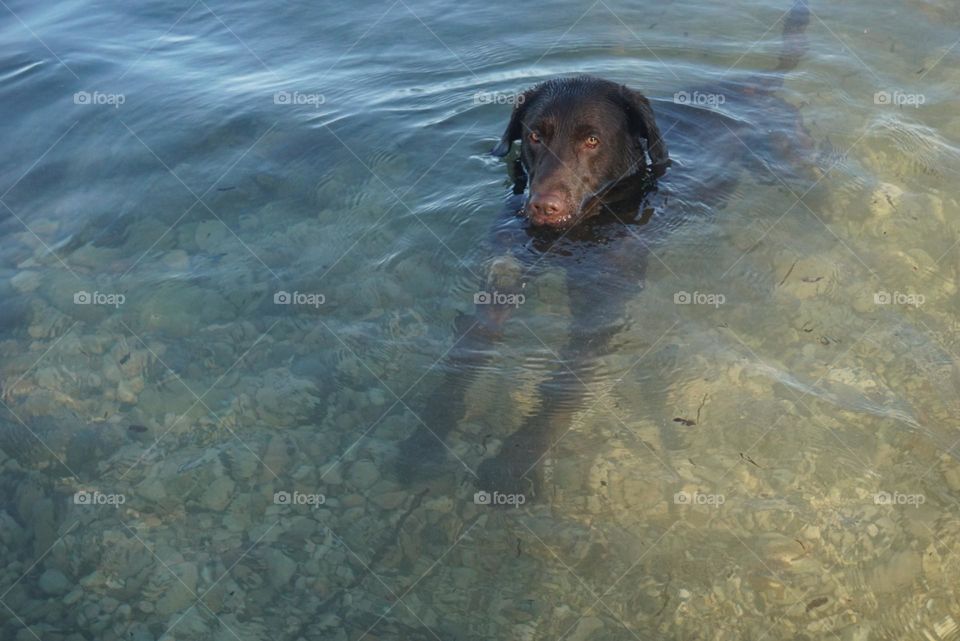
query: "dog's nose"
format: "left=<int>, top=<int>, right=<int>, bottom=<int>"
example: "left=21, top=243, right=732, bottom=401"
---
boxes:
left=528, top=192, right=563, bottom=221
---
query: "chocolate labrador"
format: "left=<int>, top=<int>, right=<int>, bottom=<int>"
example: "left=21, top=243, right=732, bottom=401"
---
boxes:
left=397, top=0, right=812, bottom=499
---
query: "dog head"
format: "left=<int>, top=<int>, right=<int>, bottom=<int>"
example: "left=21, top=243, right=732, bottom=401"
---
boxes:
left=492, top=76, right=670, bottom=228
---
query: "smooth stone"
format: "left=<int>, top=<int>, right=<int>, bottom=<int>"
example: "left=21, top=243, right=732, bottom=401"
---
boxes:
left=872, top=549, right=921, bottom=593
left=136, top=477, right=167, bottom=502
left=156, top=563, right=197, bottom=616
left=568, top=616, right=604, bottom=641
left=371, top=490, right=407, bottom=511
left=265, top=549, right=297, bottom=589
left=322, top=464, right=343, bottom=485
left=128, top=623, right=154, bottom=641
left=194, top=220, right=232, bottom=252
left=161, top=250, right=191, bottom=270
left=63, top=588, right=83, bottom=605
left=38, top=568, right=70, bottom=595
left=199, top=477, right=235, bottom=511
left=348, top=460, right=379, bottom=490
left=367, top=388, right=387, bottom=406
left=10, top=270, right=41, bottom=293
left=944, top=465, right=960, bottom=492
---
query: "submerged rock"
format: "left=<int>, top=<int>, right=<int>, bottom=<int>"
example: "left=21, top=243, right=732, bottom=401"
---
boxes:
left=872, top=549, right=922, bottom=593
left=265, top=549, right=297, bottom=589
left=348, top=460, right=379, bottom=490
left=38, top=568, right=70, bottom=595
left=199, top=476, right=235, bottom=511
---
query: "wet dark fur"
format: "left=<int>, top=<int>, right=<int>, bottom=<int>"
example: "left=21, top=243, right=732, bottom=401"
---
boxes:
left=491, top=77, right=671, bottom=228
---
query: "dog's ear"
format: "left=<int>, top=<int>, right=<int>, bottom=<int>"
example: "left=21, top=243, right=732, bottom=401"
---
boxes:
left=620, top=86, right=671, bottom=178
left=490, top=86, right=541, bottom=157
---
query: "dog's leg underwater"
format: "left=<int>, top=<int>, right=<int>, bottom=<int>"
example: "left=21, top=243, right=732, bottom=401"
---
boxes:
left=476, top=233, right=651, bottom=499
left=396, top=201, right=532, bottom=481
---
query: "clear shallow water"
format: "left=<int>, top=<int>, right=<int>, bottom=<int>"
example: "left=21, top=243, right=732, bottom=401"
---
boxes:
left=1, top=0, right=960, bottom=639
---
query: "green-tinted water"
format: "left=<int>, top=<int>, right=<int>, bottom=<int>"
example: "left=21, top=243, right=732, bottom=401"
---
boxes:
left=1, top=0, right=959, bottom=639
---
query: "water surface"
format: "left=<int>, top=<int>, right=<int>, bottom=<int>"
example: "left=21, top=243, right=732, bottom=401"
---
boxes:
left=1, top=0, right=960, bottom=639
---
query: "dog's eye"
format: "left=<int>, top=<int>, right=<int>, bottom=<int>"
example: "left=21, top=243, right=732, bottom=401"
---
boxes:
left=528, top=132, right=541, bottom=144
left=585, top=135, right=600, bottom=148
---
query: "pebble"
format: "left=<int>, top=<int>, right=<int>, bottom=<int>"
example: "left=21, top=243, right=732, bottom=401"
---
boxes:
left=229, top=449, right=260, bottom=480
left=63, top=588, right=83, bottom=605
left=568, top=616, right=604, bottom=641
left=10, top=270, right=41, bottom=293
left=348, top=460, right=379, bottom=489
left=38, top=568, right=70, bottom=595
left=322, top=464, right=343, bottom=485
left=266, top=549, right=297, bottom=589
left=100, top=596, right=119, bottom=613
left=117, top=378, right=143, bottom=404
left=194, top=220, right=232, bottom=252
left=156, top=562, right=197, bottom=615
left=136, top=477, right=167, bottom=502
left=199, top=476, right=235, bottom=511
left=161, top=250, right=191, bottom=270
left=371, top=490, right=407, bottom=511
left=872, top=549, right=921, bottom=593
left=128, top=622, right=154, bottom=641
left=367, top=388, right=387, bottom=406
left=944, top=465, right=960, bottom=492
